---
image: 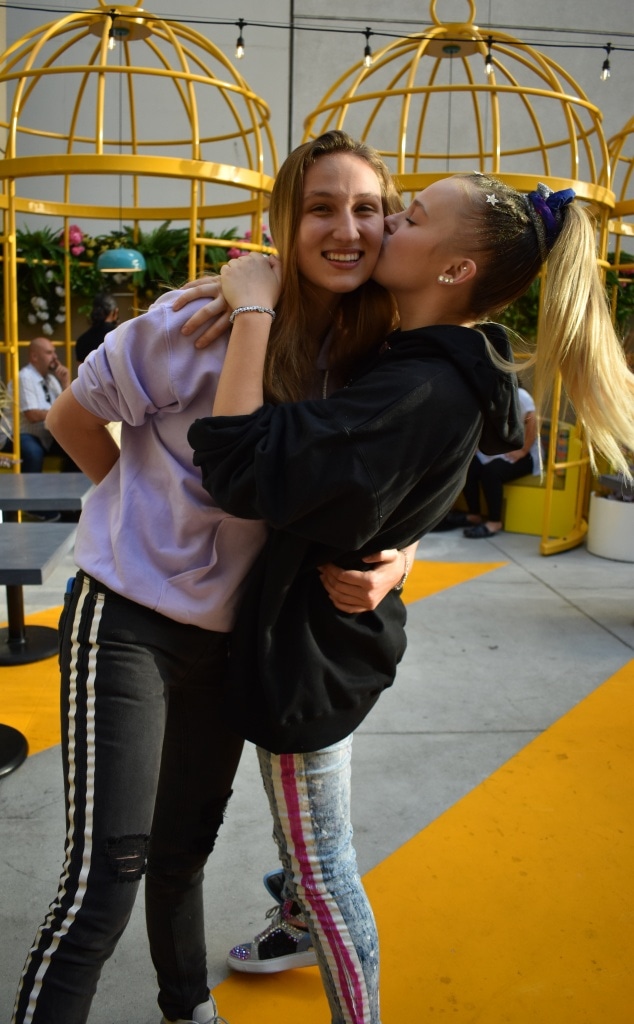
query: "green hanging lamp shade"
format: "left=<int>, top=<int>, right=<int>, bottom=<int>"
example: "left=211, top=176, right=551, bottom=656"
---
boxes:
left=97, top=247, right=146, bottom=273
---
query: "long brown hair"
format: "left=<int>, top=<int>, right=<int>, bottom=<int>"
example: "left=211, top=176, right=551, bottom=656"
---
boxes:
left=264, top=131, right=401, bottom=403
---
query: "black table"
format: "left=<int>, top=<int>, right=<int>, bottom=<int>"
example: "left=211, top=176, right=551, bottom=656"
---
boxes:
left=0, top=472, right=93, bottom=660
left=0, top=474, right=92, bottom=776
left=0, top=521, right=78, bottom=662
left=0, top=472, right=94, bottom=515
left=0, top=522, right=78, bottom=776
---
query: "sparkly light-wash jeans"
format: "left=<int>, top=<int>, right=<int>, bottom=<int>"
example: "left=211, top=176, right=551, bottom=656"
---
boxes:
left=257, top=737, right=381, bottom=1024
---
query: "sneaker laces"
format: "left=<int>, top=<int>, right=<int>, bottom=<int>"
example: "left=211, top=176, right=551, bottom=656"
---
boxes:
left=254, top=902, right=307, bottom=944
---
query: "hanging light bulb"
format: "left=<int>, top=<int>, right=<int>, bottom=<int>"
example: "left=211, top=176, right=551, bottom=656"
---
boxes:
left=108, top=12, right=117, bottom=50
left=484, top=36, right=494, bottom=77
left=363, top=27, right=373, bottom=69
left=600, top=42, right=612, bottom=81
left=235, top=19, right=246, bottom=60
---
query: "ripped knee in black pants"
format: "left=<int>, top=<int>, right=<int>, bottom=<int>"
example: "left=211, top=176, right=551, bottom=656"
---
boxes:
left=106, top=833, right=150, bottom=882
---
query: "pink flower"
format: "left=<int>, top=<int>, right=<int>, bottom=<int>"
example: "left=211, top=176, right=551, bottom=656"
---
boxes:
left=226, top=247, right=244, bottom=259
left=67, top=225, right=85, bottom=254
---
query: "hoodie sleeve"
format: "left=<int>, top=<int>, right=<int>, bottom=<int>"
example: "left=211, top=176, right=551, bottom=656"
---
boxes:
left=189, top=354, right=483, bottom=551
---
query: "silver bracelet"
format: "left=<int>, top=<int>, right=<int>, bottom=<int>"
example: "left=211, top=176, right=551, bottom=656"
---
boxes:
left=229, top=305, right=277, bottom=324
left=393, top=549, right=411, bottom=593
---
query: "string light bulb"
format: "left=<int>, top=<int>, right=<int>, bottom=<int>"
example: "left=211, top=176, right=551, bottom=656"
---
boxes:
left=363, top=27, right=373, bottom=69
left=235, top=18, right=246, bottom=60
left=484, top=36, right=493, bottom=77
left=107, top=12, right=116, bottom=50
left=600, top=42, right=612, bottom=81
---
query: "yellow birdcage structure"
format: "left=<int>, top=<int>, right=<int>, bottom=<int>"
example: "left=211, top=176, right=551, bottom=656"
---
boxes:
left=303, top=0, right=615, bottom=554
left=0, top=1, right=278, bottom=469
left=607, top=115, right=634, bottom=347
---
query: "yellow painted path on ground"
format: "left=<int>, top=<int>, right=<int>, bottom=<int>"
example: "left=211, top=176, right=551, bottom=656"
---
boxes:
left=1, top=562, right=631, bottom=1020
left=0, top=606, right=61, bottom=755
left=213, top=661, right=634, bottom=1022
left=402, top=558, right=506, bottom=602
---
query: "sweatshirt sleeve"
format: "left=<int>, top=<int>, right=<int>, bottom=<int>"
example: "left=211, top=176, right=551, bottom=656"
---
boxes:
left=189, top=357, right=477, bottom=550
left=72, top=294, right=225, bottom=426
left=191, top=404, right=381, bottom=548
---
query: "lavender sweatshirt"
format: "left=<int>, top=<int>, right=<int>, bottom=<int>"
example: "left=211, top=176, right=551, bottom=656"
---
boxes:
left=71, top=292, right=266, bottom=631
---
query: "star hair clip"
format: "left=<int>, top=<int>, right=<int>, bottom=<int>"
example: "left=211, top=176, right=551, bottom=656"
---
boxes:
left=485, top=193, right=499, bottom=206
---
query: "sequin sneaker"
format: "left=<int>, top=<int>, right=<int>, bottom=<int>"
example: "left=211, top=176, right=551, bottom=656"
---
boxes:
left=227, top=900, right=317, bottom=973
left=160, top=995, right=229, bottom=1024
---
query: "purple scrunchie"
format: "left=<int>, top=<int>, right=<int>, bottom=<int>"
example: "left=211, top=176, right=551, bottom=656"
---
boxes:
left=527, top=183, right=576, bottom=245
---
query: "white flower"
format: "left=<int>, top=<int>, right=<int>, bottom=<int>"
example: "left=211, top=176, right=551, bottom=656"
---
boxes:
left=27, top=314, right=37, bottom=324
left=41, top=322, right=53, bottom=335
left=55, top=286, right=65, bottom=297
left=36, top=310, right=50, bottom=320
left=59, top=305, right=66, bottom=315
left=55, top=314, right=66, bottom=323
left=45, top=269, right=55, bottom=281
left=31, top=295, right=48, bottom=310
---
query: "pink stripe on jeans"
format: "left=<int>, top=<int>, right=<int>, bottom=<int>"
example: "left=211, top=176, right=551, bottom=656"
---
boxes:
left=279, top=752, right=366, bottom=1023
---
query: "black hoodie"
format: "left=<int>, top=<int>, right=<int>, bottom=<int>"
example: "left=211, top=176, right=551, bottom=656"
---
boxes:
left=189, top=322, right=523, bottom=753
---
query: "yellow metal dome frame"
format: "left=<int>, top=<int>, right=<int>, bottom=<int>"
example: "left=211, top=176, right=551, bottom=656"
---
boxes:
left=303, top=0, right=617, bottom=554
left=0, top=0, right=277, bottom=468
left=607, top=116, right=634, bottom=346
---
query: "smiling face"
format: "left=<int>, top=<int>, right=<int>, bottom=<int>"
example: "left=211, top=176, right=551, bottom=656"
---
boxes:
left=295, top=152, right=386, bottom=302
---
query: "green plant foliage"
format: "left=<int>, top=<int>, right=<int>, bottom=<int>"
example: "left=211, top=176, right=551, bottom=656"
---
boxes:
left=1, top=221, right=268, bottom=328
left=14, top=225, right=68, bottom=334
left=497, top=278, right=541, bottom=342
left=496, top=255, right=634, bottom=346
left=606, top=251, right=634, bottom=337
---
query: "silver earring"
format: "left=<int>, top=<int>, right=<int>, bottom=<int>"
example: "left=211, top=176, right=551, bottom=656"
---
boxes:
left=438, top=274, right=454, bottom=284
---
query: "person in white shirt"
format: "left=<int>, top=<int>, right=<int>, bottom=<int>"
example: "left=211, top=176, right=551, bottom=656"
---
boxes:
left=6, top=337, right=74, bottom=518
left=13, top=336, right=71, bottom=473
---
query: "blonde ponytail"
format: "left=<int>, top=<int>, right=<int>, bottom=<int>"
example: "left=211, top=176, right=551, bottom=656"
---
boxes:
left=534, top=204, right=634, bottom=477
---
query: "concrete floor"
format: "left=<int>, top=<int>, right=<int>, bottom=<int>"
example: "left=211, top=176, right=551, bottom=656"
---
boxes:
left=1, top=527, right=632, bottom=1023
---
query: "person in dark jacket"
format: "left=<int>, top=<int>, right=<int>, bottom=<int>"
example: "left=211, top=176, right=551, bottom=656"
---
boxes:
left=75, top=291, right=118, bottom=363
left=188, top=172, right=634, bottom=1023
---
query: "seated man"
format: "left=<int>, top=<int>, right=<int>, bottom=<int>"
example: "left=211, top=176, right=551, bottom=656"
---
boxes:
left=8, top=337, right=75, bottom=518
left=13, top=336, right=72, bottom=470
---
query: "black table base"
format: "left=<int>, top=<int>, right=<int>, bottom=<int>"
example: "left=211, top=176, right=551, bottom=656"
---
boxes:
left=0, top=583, right=59, bottom=664
left=0, top=722, right=29, bottom=776
left=0, top=623, right=59, bottom=665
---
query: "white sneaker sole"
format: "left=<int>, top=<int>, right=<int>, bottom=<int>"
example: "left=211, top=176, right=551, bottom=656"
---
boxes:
left=227, top=948, right=318, bottom=973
